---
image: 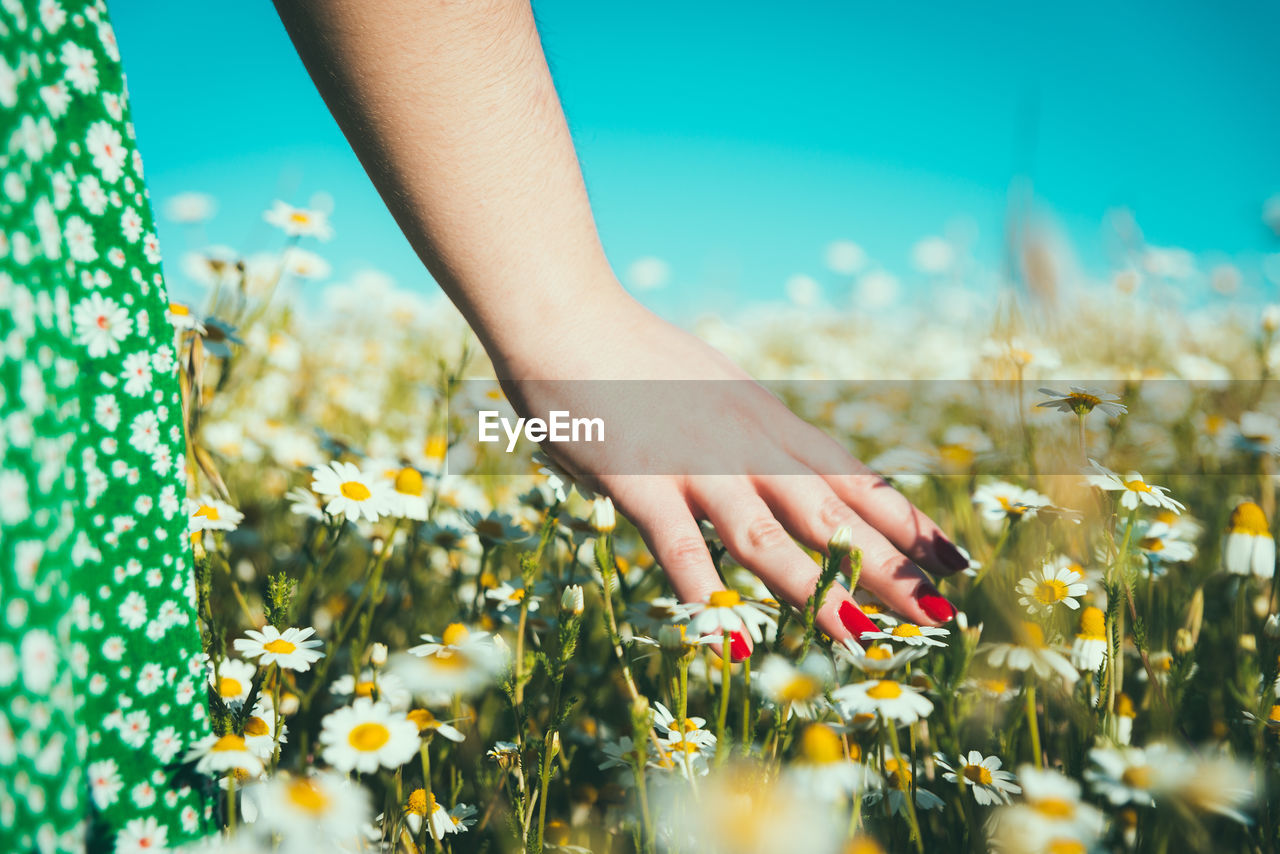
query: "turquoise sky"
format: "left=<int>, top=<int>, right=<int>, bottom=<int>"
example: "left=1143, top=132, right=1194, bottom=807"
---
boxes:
left=111, top=1, right=1280, bottom=317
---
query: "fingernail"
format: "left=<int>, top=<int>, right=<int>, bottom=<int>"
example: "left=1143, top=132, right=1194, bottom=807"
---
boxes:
left=729, top=631, right=752, bottom=662
left=916, top=583, right=956, bottom=623
left=936, top=540, right=969, bottom=573
left=838, top=601, right=878, bottom=647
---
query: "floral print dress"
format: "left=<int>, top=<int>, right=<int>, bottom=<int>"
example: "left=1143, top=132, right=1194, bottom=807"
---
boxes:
left=0, top=1, right=215, bottom=851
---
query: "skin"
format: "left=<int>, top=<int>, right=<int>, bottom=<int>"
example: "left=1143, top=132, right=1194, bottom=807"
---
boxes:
left=273, top=0, right=965, bottom=651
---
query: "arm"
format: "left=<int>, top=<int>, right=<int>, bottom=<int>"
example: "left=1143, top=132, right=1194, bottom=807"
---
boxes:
left=273, top=0, right=966, bottom=650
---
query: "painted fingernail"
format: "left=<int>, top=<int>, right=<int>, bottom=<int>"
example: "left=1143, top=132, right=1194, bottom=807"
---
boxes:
left=916, top=583, right=956, bottom=623
left=729, top=631, right=752, bottom=662
left=936, top=540, right=970, bottom=573
left=838, top=601, right=878, bottom=647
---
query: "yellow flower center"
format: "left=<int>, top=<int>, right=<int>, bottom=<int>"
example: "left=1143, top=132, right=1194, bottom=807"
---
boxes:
left=340, top=480, right=371, bottom=501
left=1139, top=536, right=1164, bottom=552
left=1121, top=765, right=1152, bottom=789
left=1047, top=841, right=1086, bottom=854
left=1269, top=705, right=1280, bottom=723
left=217, top=677, right=243, bottom=698
left=348, top=722, right=391, bottom=752
left=546, top=819, right=571, bottom=846
left=1079, top=606, right=1106, bottom=638
left=394, top=467, right=424, bottom=496
left=845, top=838, right=888, bottom=854
left=193, top=504, right=221, bottom=521
left=865, top=644, right=893, bottom=661
left=866, top=680, right=902, bottom=700
left=287, top=779, right=331, bottom=815
left=1123, top=479, right=1151, bottom=493
left=1116, top=693, right=1135, bottom=717
left=1069, top=392, right=1101, bottom=408
left=264, top=638, right=297, bottom=655
left=980, top=678, right=1008, bottom=694
left=1021, top=622, right=1046, bottom=648
left=354, top=681, right=376, bottom=698
left=407, top=709, right=440, bottom=732
left=1034, top=578, right=1069, bottom=605
left=289, top=211, right=312, bottom=225
left=1034, top=798, right=1076, bottom=819
left=169, top=302, right=190, bottom=316
left=996, top=496, right=1027, bottom=517
left=861, top=602, right=882, bottom=614
left=424, top=436, right=448, bottom=461
left=938, top=444, right=976, bottom=468
left=1230, top=502, right=1272, bottom=537
left=509, top=589, right=526, bottom=602
left=243, top=716, right=269, bottom=737
left=441, top=623, right=470, bottom=646
left=779, top=674, right=822, bottom=703
left=963, top=763, right=994, bottom=785
left=211, top=734, right=247, bottom=753
left=798, top=724, right=843, bottom=764
left=407, top=788, right=429, bottom=816
left=892, top=623, right=922, bottom=638
left=708, top=590, right=742, bottom=608
left=883, top=757, right=912, bottom=789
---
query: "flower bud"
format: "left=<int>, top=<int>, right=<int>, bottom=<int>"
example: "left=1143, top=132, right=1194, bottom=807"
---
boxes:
left=561, top=584, right=585, bottom=616
left=590, top=497, right=616, bottom=534
left=828, top=525, right=853, bottom=555
left=369, top=642, right=388, bottom=667
left=1265, top=613, right=1280, bottom=639
left=1173, top=628, right=1195, bottom=655
left=279, top=692, right=300, bottom=716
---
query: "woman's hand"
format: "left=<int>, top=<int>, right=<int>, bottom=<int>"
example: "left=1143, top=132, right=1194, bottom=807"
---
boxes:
left=490, top=290, right=966, bottom=655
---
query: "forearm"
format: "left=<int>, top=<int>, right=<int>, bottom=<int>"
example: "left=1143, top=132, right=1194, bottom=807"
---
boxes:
left=272, top=0, right=629, bottom=367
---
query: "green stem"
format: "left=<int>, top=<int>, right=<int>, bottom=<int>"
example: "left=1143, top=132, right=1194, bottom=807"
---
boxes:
left=885, top=719, right=924, bottom=854
left=1025, top=682, right=1042, bottom=769
left=715, top=631, right=732, bottom=763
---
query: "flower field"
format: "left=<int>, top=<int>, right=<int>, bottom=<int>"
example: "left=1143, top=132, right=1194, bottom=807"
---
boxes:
left=173, top=198, right=1280, bottom=853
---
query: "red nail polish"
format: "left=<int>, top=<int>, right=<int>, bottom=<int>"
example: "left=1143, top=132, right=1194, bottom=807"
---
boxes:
left=917, top=585, right=956, bottom=623
left=729, top=631, right=751, bottom=662
left=936, top=540, right=969, bottom=573
left=838, top=601, right=877, bottom=647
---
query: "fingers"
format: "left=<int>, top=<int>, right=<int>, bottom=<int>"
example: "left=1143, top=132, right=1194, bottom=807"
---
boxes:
left=787, top=424, right=968, bottom=575
left=691, top=477, right=876, bottom=647
left=754, top=474, right=955, bottom=627
left=609, top=477, right=752, bottom=660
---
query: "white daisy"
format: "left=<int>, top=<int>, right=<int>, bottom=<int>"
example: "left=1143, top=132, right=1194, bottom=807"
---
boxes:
left=185, top=733, right=264, bottom=777
left=935, top=750, right=1021, bottom=805
left=980, top=623, right=1078, bottom=686
left=406, top=708, right=465, bottom=743
left=406, top=788, right=455, bottom=841
left=233, top=626, right=325, bottom=672
left=1016, top=557, right=1088, bottom=615
left=1086, top=461, right=1185, bottom=514
left=330, top=669, right=412, bottom=712
left=186, top=495, right=244, bottom=533
left=834, top=639, right=927, bottom=674
left=245, top=771, right=371, bottom=845
left=973, top=481, right=1051, bottom=526
left=859, top=622, right=949, bottom=648
left=685, top=589, right=777, bottom=644
left=208, top=657, right=256, bottom=705
left=1085, top=744, right=1164, bottom=806
left=1223, top=501, right=1275, bottom=579
left=754, top=655, right=832, bottom=719
left=1070, top=606, right=1108, bottom=673
left=832, top=678, right=933, bottom=725
left=263, top=200, right=334, bottom=240
left=319, top=697, right=421, bottom=774
left=1036, top=386, right=1128, bottom=417
left=311, top=460, right=391, bottom=523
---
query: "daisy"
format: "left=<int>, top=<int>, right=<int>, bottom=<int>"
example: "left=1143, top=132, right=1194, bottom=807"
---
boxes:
left=859, top=621, right=949, bottom=649
left=1015, top=765, right=1106, bottom=837
left=980, top=622, right=1078, bottom=686
left=655, top=731, right=716, bottom=780
left=186, top=495, right=244, bottom=533
left=185, top=733, right=264, bottom=777
left=463, top=509, right=532, bottom=547
left=625, top=596, right=685, bottom=633
left=832, top=678, right=933, bottom=725
left=1037, top=386, right=1128, bottom=418
left=72, top=292, right=131, bottom=358
left=246, top=771, right=371, bottom=845
left=1234, top=410, right=1280, bottom=456
left=208, top=657, right=256, bottom=705
left=319, top=697, right=421, bottom=774
left=233, top=625, right=325, bottom=672
left=406, top=708, right=466, bottom=742
left=650, top=701, right=715, bottom=746
left=407, top=623, right=487, bottom=658
left=973, top=481, right=1051, bottom=527
left=115, top=817, right=167, bottom=854
left=1070, top=606, right=1108, bottom=673
left=834, top=639, right=927, bottom=673
left=852, top=591, right=899, bottom=626
left=243, top=695, right=285, bottom=761
left=1086, top=744, right=1164, bottom=807
left=330, top=669, right=412, bottom=711
left=486, top=581, right=539, bottom=615
left=1085, top=461, right=1185, bottom=514
left=263, top=200, right=334, bottom=240
left=393, top=629, right=505, bottom=699
left=866, top=754, right=945, bottom=816
left=753, top=655, right=832, bottom=719
left=784, top=723, right=876, bottom=801
left=685, top=589, right=777, bottom=644
left=311, top=460, right=391, bottom=523
left=935, top=750, right=1021, bottom=805
left=382, top=464, right=430, bottom=521
left=1134, top=518, right=1196, bottom=570
left=1223, top=501, right=1275, bottom=579
left=1016, top=557, right=1088, bottom=615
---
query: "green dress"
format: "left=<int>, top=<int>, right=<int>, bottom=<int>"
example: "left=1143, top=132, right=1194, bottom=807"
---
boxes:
left=0, top=0, right=215, bottom=850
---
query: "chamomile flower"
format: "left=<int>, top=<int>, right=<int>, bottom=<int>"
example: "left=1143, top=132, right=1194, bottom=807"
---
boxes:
left=486, top=581, right=539, bottom=615
left=407, top=622, right=487, bottom=658
left=1016, top=557, right=1088, bottom=615
left=1085, top=461, right=1185, bottom=514
left=311, top=460, right=392, bottom=523
left=233, top=625, right=325, bottom=672
left=208, top=657, right=255, bottom=705
left=1234, top=410, right=1280, bottom=456
left=835, top=640, right=927, bottom=673
left=463, top=509, right=532, bottom=547
left=263, top=200, right=333, bottom=240
left=686, top=589, right=777, bottom=644
left=329, top=669, right=411, bottom=711
left=753, top=655, right=832, bottom=719
left=866, top=754, right=945, bottom=816
left=1070, top=607, right=1108, bottom=672
left=980, top=622, right=1078, bottom=686
left=650, top=702, right=714, bottom=746
left=784, top=723, right=876, bottom=801
left=242, top=694, right=285, bottom=761
left=405, top=788, right=454, bottom=841
left=394, top=625, right=505, bottom=698
left=186, top=733, right=264, bottom=777
left=1134, top=518, right=1196, bottom=570
left=860, top=621, right=949, bottom=648
left=973, top=481, right=1052, bottom=527
left=1085, top=745, right=1164, bottom=806
left=381, top=464, right=430, bottom=521
left=246, top=772, right=371, bottom=846
left=832, top=678, right=933, bottom=725
left=319, top=697, right=421, bottom=773
left=625, top=596, right=684, bottom=633
left=406, top=708, right=465, bottom=743
left=852, top=591, right=899, bottom=626
left=1037, top=386, right=1128, bottom=417
left=1223, top=501, right=1275, bottom=579
left=935, top=750, right=1021, bottom=805
left=1014, top=765, right=1106, bottom=837
left=186, top=495, right=243, bottom=533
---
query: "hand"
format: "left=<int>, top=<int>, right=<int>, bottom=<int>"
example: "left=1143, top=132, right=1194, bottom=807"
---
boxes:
left=490, top=290, right=967, bottom=656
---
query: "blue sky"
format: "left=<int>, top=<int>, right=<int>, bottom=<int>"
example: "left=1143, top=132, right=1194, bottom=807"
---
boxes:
left=111, top=1, right=1280, bottom=318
